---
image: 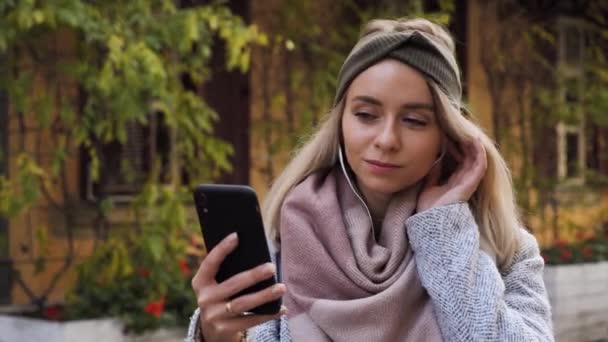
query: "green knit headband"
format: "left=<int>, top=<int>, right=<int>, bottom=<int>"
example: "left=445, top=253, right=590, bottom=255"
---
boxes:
left=334, top=31, right=461, bottom=106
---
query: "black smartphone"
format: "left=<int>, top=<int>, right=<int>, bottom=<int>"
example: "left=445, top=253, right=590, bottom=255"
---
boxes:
left=193, top=184, right=281, bottom=315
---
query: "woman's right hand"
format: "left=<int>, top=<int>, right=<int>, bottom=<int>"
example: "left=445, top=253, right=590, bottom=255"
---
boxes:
left=191, top=233, right=287, bottom=342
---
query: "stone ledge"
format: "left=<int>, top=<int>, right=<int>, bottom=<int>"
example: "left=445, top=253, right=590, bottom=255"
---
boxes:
left=0, top=316, right=186, bottom=342
left=544, top=261, right=608, bottom=342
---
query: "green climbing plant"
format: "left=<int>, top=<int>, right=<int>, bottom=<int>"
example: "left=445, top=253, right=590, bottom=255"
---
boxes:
left=0, top=0, right=264, bottom=332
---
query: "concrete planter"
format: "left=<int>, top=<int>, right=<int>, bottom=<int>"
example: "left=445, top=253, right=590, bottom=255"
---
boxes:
left=126, top=327, right=186, bottom=342
left=544, top=261, right=608, bottom=342
left=0, top=315, right=185, bottom=342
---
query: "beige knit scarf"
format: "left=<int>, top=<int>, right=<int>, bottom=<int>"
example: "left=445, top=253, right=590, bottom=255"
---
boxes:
left=279, top=167, right=443, bottom=341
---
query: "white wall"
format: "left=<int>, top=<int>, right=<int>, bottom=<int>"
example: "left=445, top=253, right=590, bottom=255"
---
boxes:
left=544, top=261, right=608, bottom=341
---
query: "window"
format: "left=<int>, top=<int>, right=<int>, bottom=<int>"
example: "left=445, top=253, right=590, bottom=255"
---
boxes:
left=556, top=18, right=585, bottom=183
left=566, top=132, right=580, bottom=178
left=558, top=18, right=584, bottom=73
left=82, top=113, right=174, bottom=202
left=557, top=122, right=585, bottom=181
left=556, top=76, right=585, bottom=181
left=555, top=79, right=585, bottom=181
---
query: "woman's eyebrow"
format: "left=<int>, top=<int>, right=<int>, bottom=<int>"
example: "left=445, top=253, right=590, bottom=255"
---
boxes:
left=352, top=95, right=382, bottom=106
left=352, top=95, right=434, bottom=110
left=401, top=102, right=434, bottom=111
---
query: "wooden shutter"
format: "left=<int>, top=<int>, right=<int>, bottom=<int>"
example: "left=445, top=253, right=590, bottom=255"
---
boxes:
left=202, top=0, right=251, bottom=185
left=84, top=113, right=175, bottom=200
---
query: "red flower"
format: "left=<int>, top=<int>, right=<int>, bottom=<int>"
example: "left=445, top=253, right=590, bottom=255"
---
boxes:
left=136, top=267, right=150, bottom=278
left=144, top=297, right=165, bottom=318
left=178, top=259, right=190, bottom=276
left=560, top=249, right=572, bottom=261
left=43, top=306, right=61, bottom=321
left=582, top=246, right=593, bottom=259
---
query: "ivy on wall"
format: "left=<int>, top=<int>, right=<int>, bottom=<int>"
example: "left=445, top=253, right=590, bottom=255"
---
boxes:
left=0, top=0, right=264, bottom=330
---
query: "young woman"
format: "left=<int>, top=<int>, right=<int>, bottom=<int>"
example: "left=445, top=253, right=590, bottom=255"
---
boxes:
left=187, top=18, right=554, bottom=342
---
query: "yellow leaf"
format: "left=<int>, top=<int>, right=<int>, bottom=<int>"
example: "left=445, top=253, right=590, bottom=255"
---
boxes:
left=209, top=15, right=218, bottom=30
left=258, top=34, right=269, bottom=45
left=108, top=35, right=124, bottom=51
left=285, top=39, right=295, bottom=51
left=32, top=10, right=44, bottom=24
left=35, top=227, right=49, bottom=251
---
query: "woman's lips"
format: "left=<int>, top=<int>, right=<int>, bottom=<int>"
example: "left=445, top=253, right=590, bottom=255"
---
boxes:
left=364, top=159, right=401, bottom=174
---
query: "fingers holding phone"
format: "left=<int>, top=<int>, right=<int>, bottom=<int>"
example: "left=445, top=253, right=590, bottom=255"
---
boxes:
left=192, top=232, right=239, bottom=286
left=193, top=184, right=282, bottom=315
left=191, top=233, right=287, bottom=341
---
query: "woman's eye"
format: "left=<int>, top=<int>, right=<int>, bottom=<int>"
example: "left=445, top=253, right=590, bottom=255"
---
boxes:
left=354, top=112, right=377, bottom=121
left=403, top=117, right=427, bottom=126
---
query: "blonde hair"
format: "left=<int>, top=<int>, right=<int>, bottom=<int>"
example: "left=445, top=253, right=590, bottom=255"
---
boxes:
left=262, top=18, right=522, bottom=270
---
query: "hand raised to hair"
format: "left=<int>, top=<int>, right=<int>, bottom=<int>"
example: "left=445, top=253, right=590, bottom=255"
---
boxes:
left=416, top=137, right=487, bottom=213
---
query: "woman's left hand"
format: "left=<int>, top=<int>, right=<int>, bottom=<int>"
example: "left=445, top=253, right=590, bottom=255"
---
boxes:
left=416, top=137, right=487, bottom=213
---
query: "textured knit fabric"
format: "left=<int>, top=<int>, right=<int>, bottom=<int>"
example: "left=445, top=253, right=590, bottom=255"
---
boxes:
left=279, top=168, right=442, bottom=341
left=405, top=202, right=554, bottom=341
left=185, top=174, right=554, bottom=342
left=334, top=31, right=461, bottom=105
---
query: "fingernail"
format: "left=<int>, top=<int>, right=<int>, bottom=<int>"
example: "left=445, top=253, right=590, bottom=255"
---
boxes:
left=265, top=263, right=276, bottom=274
left=227, top=233, right=238, bottom=243
left=279, top=305, right=288, bottom=314
left=272, top=283, right=286, bottom=294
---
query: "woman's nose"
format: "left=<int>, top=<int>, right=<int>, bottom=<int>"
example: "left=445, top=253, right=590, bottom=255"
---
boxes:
left=374, top=121, right=401, bottom=151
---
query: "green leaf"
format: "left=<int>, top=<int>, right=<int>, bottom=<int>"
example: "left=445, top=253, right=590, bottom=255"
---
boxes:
left=51, top=148, right=67, bottom=176
left=32, top=9, right=44, bottom=24
left=147, top=235, right=165, bottom=261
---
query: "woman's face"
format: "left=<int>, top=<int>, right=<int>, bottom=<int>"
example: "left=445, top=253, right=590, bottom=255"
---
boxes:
left=341, top=58, right=442, bottom=198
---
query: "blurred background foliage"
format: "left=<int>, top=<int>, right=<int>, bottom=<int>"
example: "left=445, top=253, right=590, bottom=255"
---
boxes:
left=0, top=0, right=263, bottom=332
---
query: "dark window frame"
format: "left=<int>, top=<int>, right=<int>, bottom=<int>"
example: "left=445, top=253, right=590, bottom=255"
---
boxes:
left=565, top=131, right=580, bottom=178
left=81, top=113, right=173, bottom=201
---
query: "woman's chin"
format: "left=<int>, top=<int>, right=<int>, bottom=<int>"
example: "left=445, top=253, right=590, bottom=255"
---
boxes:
left=360, top=180, right=409, bottom=196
